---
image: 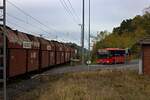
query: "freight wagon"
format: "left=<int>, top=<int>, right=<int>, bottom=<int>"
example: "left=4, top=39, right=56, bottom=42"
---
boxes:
left=0, top=26, right=76, bottom=78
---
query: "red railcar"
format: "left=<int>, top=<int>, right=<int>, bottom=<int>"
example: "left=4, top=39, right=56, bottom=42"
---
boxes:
left=38, top=38, right=50, bottom=68
left=26, top=34, right=40, bottom=72
left=0, top=26, right=76, bottom=78
left=96, top=48, right=129, bottom=64
left=9, top=30, right=31, bottom=77
left=64, top=44, right=70, bottom=62
left=54, top=42, right=61, bottom=65
left=49, top=41, right=55, bottom=66
left=68, top=46, right=72, bottom=61
left=0, top=28, right=29, bottom=77
left=60, top=43, right=65, bottom=64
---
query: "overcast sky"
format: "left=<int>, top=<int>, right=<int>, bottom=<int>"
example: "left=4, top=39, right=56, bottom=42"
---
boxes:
left=6, top=0, right=150, bottom=47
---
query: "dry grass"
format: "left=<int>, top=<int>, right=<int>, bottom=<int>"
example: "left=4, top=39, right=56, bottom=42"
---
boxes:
left=13, top=69, right=150, bottom=100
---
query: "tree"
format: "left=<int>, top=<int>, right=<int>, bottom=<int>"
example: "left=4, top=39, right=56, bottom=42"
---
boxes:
left=91, top=13, right=150, bottom=61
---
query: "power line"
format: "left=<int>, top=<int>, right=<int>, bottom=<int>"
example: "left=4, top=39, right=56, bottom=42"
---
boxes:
left=7, top=15, right=60, bottom=39
left=7, top=20, right=37, bottom=34
left=6, top=0, right=79, bottom=43
left=7, top=13, right=28, bottom=24
left=59, top=0, right=79, bottom=24
left=7, top=13, right=67, bottom=42
left=63, top=0, right=80, bottom=23
left=60, top=0, right=77, bottom=24
left=7, top=20, right=59, bottom=40
left=7, top=13, right=52, bottom=34
left=7, top=0, right=73, bottom=40
left=7, top=0, right=59, bottom=33
left=66, top=0, right=80, bottom=21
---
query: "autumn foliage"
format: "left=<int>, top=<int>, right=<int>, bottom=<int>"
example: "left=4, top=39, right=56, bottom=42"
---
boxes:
left=92, top=13, right=150, bottom=60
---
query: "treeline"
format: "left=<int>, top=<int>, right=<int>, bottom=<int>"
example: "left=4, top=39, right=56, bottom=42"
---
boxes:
left=92, top=13, right=150, bottom=60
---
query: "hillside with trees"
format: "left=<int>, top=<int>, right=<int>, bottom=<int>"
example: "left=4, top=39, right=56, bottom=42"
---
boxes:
left=92, top=13, right=150, bottom=61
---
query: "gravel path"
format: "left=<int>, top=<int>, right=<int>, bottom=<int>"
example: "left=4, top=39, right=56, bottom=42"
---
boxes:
left=40, top=60, right=139, bottom=76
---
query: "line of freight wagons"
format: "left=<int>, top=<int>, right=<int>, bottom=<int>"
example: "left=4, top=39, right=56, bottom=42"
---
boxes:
left=0, top=26, right=76, bottom=78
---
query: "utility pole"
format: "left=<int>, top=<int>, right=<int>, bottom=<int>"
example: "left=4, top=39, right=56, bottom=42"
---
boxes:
left=78, top=24, right=82, bottom=47
left=81, top=0, right=85, bottom=65
left=3, top=1, right=7, bottom=100
left=88, top=0, right=91, bottom=62
left=0, top=0, right=7, bottom=100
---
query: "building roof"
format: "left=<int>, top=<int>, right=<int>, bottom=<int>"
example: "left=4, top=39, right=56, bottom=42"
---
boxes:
left=139, top=36, right=150, bottom=44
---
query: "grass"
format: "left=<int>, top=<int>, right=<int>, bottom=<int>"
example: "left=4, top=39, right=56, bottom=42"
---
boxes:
left=13, top=69, right=150, bottom=100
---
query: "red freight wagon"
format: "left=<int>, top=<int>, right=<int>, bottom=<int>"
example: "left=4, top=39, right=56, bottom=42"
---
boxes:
left=66, top=46, right=70, bottom=62
left=64, top=44, right=69, bottom=62
left=39, top=38, right=50, bottom=68
left=70, top=47, right=73, bottom=59
left=26, top=34, right=40, bottom=72
left=45, top=40, right=54, bottom=67
left=1, top=28, right=30, bottom=77
left=60, top=43, right=65, bottom=64
left=68, top=46, right=72, bottom=61
left=64, top=45, right=68, bottom=62
left=0, top=26, right=77, bottom=78
left=55, top=42, right=61, bottom=65
left=49, top=41, right=55, bottom=66
left=9, top=30, right=31, bottom=77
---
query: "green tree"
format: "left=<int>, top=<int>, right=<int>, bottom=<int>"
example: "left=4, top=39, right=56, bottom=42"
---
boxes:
left=92, top=13, right=150, bottom=61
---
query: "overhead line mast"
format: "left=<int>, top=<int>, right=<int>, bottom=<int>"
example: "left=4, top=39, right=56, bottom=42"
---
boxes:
left=81, top=0, right=85, bottom=65
left=88, top=0, right=91, bottom=63
left=0, top=0, right=7, bottom=100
